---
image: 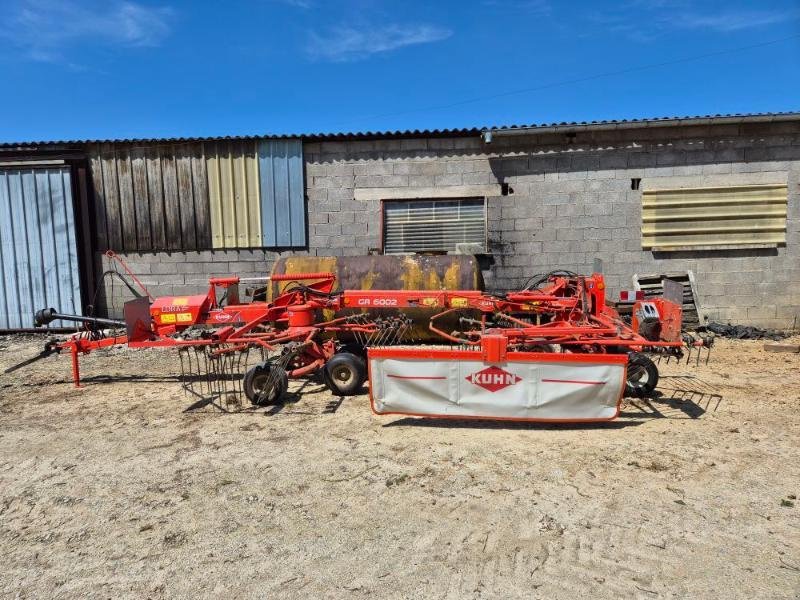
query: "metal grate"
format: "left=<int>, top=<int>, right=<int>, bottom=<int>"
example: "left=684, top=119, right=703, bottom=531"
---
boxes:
left=641, top=184, right=787, bottom=250
left=383, top=198, right=486, bottom=255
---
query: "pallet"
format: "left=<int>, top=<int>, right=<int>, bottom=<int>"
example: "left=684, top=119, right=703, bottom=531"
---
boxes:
left=632, top=270, right=704, bottom=327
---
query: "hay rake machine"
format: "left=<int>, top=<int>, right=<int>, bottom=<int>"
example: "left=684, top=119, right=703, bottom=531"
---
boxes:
left=8, top=267, right=712, bottom=422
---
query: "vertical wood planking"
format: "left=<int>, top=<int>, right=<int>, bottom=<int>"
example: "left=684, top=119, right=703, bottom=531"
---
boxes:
left=88, top=148, right=109, bottom=250
left=145, top=145, right=167, bottom=250
left=86, top=140, right=264, bottom=252
left=116, top=148, right=137, bottom=251
left=161, top=151, right=182, bottom=250
left=175, top=144, right=197, bottom=249
left=131, top=147, right=152, bottom=250
left=191, top=146, right=211, bottom=248
left=100, top=144, right=123, bottom=251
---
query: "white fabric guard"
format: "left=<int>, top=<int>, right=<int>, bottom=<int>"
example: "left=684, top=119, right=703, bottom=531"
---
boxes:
left=369, top=354, right=626, bottom=421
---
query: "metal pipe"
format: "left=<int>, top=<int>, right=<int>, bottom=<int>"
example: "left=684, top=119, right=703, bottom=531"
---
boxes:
left=33, top=308, right=125, bottom=329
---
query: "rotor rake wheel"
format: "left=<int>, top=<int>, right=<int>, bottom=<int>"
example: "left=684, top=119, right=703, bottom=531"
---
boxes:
left=323, top=352, right=367, bottom=396
left=243, top=362, right=289, bottom=405
left=624, top=352, right=659, bottom=397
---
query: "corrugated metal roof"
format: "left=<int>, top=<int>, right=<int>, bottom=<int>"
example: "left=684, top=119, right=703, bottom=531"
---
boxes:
left=1, top=111, right=799, bottom=148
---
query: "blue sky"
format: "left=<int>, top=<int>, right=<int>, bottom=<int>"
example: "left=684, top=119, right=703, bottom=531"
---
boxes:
left=0, top=0, right=798, bottom=142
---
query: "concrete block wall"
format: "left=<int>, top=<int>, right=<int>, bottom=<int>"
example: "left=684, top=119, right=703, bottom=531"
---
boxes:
left=303, top=122, right=800, bottom=328
left=94, top=249, right=295, bottom=318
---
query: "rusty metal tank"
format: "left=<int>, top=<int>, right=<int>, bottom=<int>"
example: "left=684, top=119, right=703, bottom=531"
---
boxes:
left=269, top=255, right=485, bottom=342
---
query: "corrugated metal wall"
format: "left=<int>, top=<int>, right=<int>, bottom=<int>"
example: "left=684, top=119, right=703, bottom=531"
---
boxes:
left=206, top=140, right=262, bottom=248
left=0, top=167, right=83, bottom=329
left=259, top=139, right=306, bottom=247
left=88, top=140, right=305, bottom=252
left=642, top=184, right=788, bottom=250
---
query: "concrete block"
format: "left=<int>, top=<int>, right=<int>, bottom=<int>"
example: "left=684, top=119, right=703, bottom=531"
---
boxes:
left=314, top=223, right=342, bottom=236
left=557, top=203, right=582, bottom=217
left=514, top=217, right=544, bottom=231
left=584, top=228, right=613, bottom=241
left=462, top=171, right=496, bottom=185
left=342, top=222, right=368, bottom=236
left=354, top=162, right=393, bottom=176
left=556, top=228, right=582, bottom=241
left=408, top=175, right=435, bottom=187
left=329, top=211, right=356, bottom=224
left=327, top=187, right=355, bottom=201
left=747, top=305, right=777, bottom=320
left=434, top=173, right=462, bottom=186
left=354, top=175, right=409, bottom=188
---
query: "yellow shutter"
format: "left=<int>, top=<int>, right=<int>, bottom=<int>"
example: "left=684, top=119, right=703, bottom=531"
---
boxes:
left=642, top=184, right=787, bottom=250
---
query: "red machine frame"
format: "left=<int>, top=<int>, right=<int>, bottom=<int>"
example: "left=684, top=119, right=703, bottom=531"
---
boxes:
left=34, top=269, right=704, bottom=393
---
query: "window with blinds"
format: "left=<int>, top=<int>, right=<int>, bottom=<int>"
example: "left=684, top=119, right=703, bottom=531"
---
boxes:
left=383, top=198, right=486, bottom=254
left=642, top=184, right=788, bottom=251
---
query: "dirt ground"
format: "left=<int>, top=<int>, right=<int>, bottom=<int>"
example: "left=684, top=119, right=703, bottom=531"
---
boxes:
left=0, top=334, right=798, bottom=599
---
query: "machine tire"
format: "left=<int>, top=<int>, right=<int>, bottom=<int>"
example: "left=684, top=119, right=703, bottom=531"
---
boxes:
left=243, top=363, right=288, bottom=405
left=625, top=353, right=659, bottom=397
left=324, top=352, right=366, bottom=396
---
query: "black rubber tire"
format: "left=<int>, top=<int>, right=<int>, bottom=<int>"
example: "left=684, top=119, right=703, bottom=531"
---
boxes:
left=324, top=352, right=367, bottom=396
left=243, top=363, right=288, bottom=405
left=625, top=352, right=659, bottom=397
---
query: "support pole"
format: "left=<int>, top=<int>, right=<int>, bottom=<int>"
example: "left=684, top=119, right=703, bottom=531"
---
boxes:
left=71, top=346, right=81, bottom=387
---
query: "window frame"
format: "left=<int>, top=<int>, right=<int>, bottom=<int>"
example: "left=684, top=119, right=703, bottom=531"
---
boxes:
left=380, top=196, right=488, bottom=255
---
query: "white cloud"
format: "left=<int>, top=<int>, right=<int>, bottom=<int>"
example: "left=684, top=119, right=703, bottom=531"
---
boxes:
left=307, top=23, right=453, bottom=62
left=0, top=0, right=173, bottom=62
left=591, top=3, right=798, bottom=41
left=676, top=10, right=795, bottom=32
